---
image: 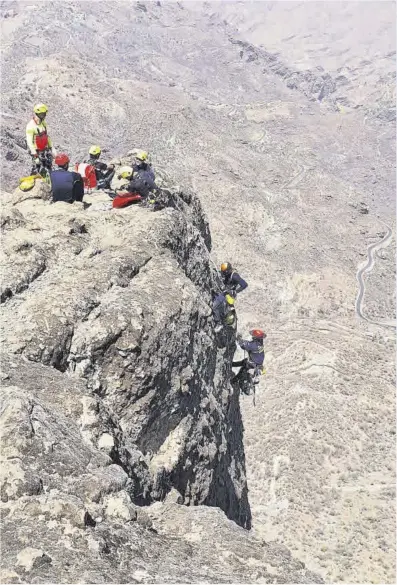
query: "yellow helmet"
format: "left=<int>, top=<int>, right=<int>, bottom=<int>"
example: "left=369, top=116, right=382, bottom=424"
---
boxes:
left=118, top=166, right=133, bottom=179
left=220, top=262, right=232, bottom=273
left=136, top=150, right=148, bottom=162
left=89, top=145, right=101, bottom=156
left=225, top=294, right=235, bottom=306
left=33, top=103, right=48, bottom=115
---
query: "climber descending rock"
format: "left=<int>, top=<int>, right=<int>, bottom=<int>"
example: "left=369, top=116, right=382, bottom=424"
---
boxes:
left=232, top=329, right=266, bottom=396
left=220, top=262, right=248, bottom=297
left=213, top=292, right=237, bottom=333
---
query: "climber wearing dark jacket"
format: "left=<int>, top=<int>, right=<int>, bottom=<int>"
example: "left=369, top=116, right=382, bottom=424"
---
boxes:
left=213, top=292, right=237, bottom=332
left=220, top=262, right=248, bottom=296
left=133, top=150, right=155, bottom=182
left=125, top=174, right=156, bottom=199
left=50, top=153, right=84, bottom=204
left=232, top=329, right=266, bottom=383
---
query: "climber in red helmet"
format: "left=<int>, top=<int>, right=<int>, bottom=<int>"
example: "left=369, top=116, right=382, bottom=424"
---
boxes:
left=232, top=329, right=266, bottom=393
left=50, top=153, right=84, bottom=204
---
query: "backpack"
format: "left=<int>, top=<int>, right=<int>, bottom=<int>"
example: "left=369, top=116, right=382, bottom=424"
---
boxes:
left=112, top=192, right=142, bottom=209
left=74, top=163, right=97, bottom=191
left=19, top=175, right=40, bottom=191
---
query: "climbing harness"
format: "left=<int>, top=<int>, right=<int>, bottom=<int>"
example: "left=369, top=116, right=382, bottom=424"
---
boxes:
left=33, top=151, right=52, bottom=184
left=238, top=350, right=266, bottom=406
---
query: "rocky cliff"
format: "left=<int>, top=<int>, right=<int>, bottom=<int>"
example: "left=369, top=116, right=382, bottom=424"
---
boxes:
left=0, top=167, right=321, bottom=583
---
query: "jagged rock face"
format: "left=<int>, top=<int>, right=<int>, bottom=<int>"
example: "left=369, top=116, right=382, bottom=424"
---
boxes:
left=0, top=183, right=324, bottom=583
left=0, top=358, right=321, bottom=584
left=0, top=180, right=250, bottom=528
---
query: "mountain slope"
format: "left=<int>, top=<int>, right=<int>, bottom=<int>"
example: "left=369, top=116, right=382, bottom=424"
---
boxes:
left=1, top=1, right=395, bottom=582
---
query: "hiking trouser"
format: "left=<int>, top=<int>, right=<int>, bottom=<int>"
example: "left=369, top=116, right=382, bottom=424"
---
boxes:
left=232, top=358, right=254, bottom=380
left=30, top=151, right=52, bottom=175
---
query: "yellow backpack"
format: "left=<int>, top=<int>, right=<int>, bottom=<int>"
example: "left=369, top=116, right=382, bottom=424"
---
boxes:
left=19, top=174, right=42, bottom=192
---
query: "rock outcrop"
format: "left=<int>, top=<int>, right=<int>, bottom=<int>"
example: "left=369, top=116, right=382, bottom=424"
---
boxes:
left=231, top=36, right=396, bottom=120
left=0, top=173, right=323, bottom=583
left=0, top=169, right=250, bottom=525
left=1, top=359, right=320, bottom=584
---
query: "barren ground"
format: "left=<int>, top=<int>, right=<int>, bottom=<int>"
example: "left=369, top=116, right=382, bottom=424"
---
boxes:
left=1, top=1, right=395, bottom=582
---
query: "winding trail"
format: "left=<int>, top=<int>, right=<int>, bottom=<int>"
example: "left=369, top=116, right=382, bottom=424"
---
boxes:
left=355, top=219, right=396, bottom=329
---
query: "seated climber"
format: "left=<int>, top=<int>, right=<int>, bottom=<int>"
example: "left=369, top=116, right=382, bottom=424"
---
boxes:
left=232, top=329, right=266, bottom=392
left=50, top=153, right=84, bottom=204
left=119, top=167, right=156, bottom=200
left=85, top=145, right=115, bottom=189
left=220, top=262, right=248, bottom=297
left=133, top=150, right=155, bottom=183
left=212, top=292, right=237, bottom=333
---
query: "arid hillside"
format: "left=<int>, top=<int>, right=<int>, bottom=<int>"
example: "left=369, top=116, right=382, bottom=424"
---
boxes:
left=1, top=1, right=395, bottom=583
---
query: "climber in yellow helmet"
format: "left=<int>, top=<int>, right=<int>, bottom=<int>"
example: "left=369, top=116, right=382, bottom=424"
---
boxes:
left=220, top=262, right=248, bottom=297
left=133, top=150, right=155, bottom=183
left=212, top=292, right=237, bottom=333
left=26, top=103, right=56, bottom=174
left=84, top=145, right=115, bottom=189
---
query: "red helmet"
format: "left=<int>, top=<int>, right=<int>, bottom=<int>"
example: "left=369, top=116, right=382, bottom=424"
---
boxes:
left=250, top=329, right=266, bottom=339
left=55, top=153, right=70, bottom=166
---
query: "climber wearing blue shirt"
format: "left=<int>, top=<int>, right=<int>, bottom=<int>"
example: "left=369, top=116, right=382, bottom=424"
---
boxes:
left=232, top=329, right=266, bottom=387
left=220, top=262, right=247, bottom=297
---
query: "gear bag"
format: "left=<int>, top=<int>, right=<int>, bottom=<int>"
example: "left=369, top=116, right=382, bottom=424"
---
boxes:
left=19, top=174, right=41, bottom=191
left=112, top=192, right=142, bottom=209
left=74, top=163, right=97, bottom=191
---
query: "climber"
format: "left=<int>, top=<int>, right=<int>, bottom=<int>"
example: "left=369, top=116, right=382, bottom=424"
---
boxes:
left=232, top=329, right=266, bottom=392
left=220, top=263, right=248, bottom=297
left=85, top=145, right=115, bottom=188
left=116, top=166, right=134, bottom=186
left=212, top=292, right=237, bottom=333
left=133, top=150, right=155, bottom=182
left=121, top=166, right=157, bottom=200
left=50, top=153, right=84, bottom=204
left=26, top=103, right=56, bottom=174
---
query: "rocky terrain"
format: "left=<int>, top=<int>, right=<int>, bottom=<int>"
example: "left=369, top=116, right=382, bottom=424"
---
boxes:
left=217, top=0, right=396, bottom=121
left=0, top=178, right=323, bottom=583
left=1, top=1, right=396, bottom=583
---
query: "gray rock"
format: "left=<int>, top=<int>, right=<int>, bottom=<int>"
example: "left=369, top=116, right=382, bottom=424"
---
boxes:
left=0, top=181, right=323, bottom=583
left=0, top=184, right=250, bottom=525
